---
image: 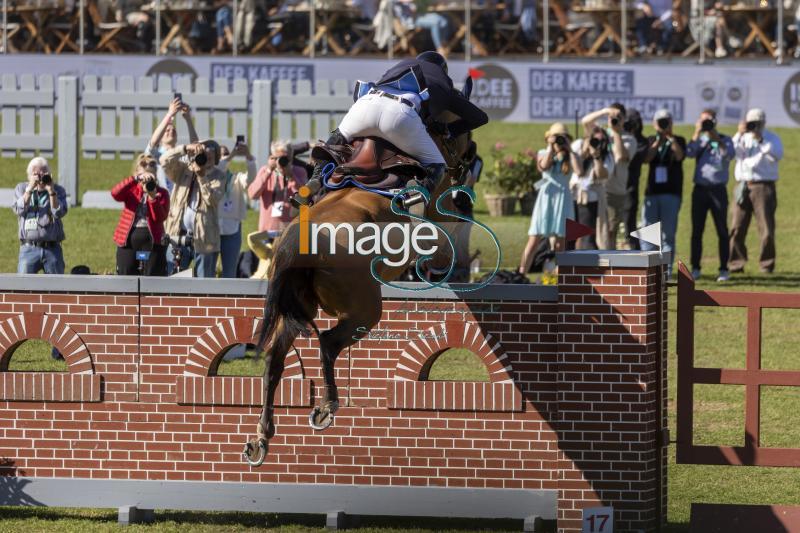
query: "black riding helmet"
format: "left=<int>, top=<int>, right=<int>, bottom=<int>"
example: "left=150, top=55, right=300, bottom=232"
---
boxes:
left=416, top=50, right=448, bottom=76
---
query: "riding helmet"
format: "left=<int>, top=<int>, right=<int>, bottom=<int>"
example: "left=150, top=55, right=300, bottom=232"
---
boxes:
left=416, top=51, right=448, bottom=76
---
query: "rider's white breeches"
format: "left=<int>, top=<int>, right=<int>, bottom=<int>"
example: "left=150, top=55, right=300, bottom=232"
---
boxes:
left=337, top=93, right=446, bottom=165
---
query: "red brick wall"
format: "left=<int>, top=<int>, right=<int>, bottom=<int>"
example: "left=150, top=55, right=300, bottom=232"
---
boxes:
left=0, top=262, right=666, bottom=532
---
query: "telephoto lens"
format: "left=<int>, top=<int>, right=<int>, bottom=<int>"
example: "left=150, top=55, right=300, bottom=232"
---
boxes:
left=145, top=180, right=156, bottom=192
left=657, top=118, right=670, bottom=130
left=589, top=137, right=601, bottom=149
left=745, top=121, right=759, bottom=132
left=701, top=119, right=715, bottom=132
left=194, top=152, right=208, bottom=166
left=278, top=155, right=290, bottom=167
left=40, top=173, right=52, bottom=185
left=610, top=117, right=619, bottom=126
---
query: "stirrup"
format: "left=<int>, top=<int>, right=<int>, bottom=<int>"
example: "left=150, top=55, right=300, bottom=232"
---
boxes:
left=290, top=177, right=322, bottom=209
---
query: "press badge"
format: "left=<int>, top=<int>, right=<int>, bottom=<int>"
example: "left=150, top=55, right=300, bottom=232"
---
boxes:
left=222, top=199, right=234, bottom=214
left=24, top=216, right=38, bottom=232
left=655, top=166, right=668, bottom=184
left=271, top=202, right=285, bottom=217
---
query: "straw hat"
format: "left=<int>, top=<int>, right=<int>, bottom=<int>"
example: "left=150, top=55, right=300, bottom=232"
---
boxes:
left=544, top=122, right=569, bottom=140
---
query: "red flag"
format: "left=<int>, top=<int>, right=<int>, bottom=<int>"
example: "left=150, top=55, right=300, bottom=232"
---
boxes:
left=468, top=68, right=485, bottom=79
left=566, top=218, right=593, bottom=242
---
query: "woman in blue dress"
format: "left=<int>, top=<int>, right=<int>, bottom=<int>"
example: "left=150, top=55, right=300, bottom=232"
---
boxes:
left=518, top=122, right=578, bottom=275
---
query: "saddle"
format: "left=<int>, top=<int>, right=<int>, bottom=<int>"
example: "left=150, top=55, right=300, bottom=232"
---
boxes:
left=312, top=136, right=427, bottom=192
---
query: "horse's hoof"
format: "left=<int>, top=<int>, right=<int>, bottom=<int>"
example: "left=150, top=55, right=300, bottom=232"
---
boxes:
left=242, top=438, right=267, bottom=467
left=308, top=405, right=335, bottom=431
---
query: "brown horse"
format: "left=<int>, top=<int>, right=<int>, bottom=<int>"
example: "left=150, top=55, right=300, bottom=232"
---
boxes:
left=242, top=119, right=476, bottom=466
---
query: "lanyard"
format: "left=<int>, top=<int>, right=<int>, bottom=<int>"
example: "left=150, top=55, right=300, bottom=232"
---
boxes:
left=656, top=139, right=671, bottom=164
left=29, top=190, right=49, bottom=209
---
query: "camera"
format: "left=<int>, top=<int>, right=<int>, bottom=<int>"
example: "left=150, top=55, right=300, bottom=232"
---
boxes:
left=657, top=117, right=671, bottom=130
left=554, top=135, right=568, bottom=148
left=745, top=121, right=760, bottom=132
left=610, top=117, right=619, bottom=126
left=145, top=180, right=156, bottom=192
left=40, top=173, right=52, bottom=185
left=278, top=155, right=290, bottom=167
left=589, top=137, right=607, bottom=151
left=194, top=152, right=208, bottom=166
left=701, top=119, right=716, bottom=132
left=163, top=234, right=193, bottom=248
left=174, top=92, right=182, bottom=102
left=236, top=134, right=245, bottom=145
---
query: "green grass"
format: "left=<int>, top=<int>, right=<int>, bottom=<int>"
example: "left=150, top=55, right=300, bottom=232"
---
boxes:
left=5, top=340, right=67, bottom=372
left=3, top=122, right=800, bottom=530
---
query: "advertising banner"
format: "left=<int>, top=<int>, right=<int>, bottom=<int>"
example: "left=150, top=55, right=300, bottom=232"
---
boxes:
left=0, top=54, right=797, bottom=126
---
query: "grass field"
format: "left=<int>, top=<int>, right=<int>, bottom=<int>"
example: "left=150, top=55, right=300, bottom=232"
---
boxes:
left=2, top=121, right=800, bottom=531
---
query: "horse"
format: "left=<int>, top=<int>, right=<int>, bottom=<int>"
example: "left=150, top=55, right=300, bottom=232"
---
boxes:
left=242, top=108, right=478, bottom=467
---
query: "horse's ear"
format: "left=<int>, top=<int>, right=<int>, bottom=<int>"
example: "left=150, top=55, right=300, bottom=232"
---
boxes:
left=463, top=76, right=473, bottom=100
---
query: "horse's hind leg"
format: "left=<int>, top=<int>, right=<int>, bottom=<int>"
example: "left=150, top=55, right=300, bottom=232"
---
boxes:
left=243, top=317, right=294, bottom=466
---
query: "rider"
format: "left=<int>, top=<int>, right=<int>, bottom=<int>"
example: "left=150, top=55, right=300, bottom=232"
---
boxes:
left=295, top=51, right=488, bottom=214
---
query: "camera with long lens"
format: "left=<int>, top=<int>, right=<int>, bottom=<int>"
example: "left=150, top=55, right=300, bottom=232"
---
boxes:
left=193, top=152, right=208, bottom=166
left=701, top=119, right=716, bottom=132
left=278, top=155, right=290, bottom=167
left=745, top=121, right=760, bottom=132
left=554, top=135, right=568, bottom=148
left=145, top=180, right=156, bottom=192
left=610, top=117, right=619, bottom=126
left=657, top=117, right=671, bottom=130
left=163, top=234, right=193, bottom=248
left=40, top=173, right=52, bottom=185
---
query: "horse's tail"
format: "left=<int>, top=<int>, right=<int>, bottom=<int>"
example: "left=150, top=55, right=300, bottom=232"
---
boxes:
left=257, top=224, right=319, bottom=352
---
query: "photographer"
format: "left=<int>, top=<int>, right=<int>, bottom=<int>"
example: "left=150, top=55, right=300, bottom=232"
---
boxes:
left=146, top=97, right=199, bottom=192
left=624, top=109, right=649, bottom=249
left=161, top=140, right=225, bottom=277
left=13, top=157, right=68, bottom=274
left=111, top=154, right=170, bottom=276
left=518, top=123, right=577, bottom=275
left=248, top=140, right=308, bottom=233
left=729, top=108, right=783, bottom=274
left=686, top=109, right=734, bottom=282
left=570, top=127, right=612, bottom=250
left=642, top=109, right=686, bottom=279
left=581, top=103, right=636, bottom=249
left=217, top=140, right=257, bottom=278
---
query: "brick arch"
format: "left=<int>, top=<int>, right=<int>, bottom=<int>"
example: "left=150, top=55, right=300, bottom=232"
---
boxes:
left=393, top=321, right=513, bottom=383
left=183, top=316, right=304, bottom=378
left=0, top=313, right=93, bottom=374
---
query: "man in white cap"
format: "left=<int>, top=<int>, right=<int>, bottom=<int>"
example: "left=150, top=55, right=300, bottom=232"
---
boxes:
left=729, top=108, right=783, bottom=274
left=640, top=108, right=686, bottom=279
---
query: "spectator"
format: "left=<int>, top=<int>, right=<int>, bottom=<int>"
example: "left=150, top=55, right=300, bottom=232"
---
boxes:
left=217, top=141, right=257, bottom=278
left=235, top=0, right=260, bottom=52
left=641, top=109, right=686, bottom=278
left=13, top=157, right=68, bottom=275
left=518, top=123, right=577, bottom=274
left=416, top=3, right=454, bottom=55
left=635, top=0, right=674, bottom=54
left=686, top=109, right=734, bottom=282
left=248, top=140, right=308, bottom=233
left=729, top=108, right=783, bottom=274
left=581, top=104, right=636, bottom=249
left=624, top=109, right=649, bottom=250
left=570, top=127, right=611, bottom=250
left=161, top=140, right=226, bottom=277
left=688, top=0, right=735, bottom=58
left=111, top=154, right=170, bottom=276
left=146, top=98, right=199, bottom=192
left=215, top=2, right=234, bottom=53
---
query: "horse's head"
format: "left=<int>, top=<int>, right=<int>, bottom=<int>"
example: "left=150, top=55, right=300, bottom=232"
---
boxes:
left=431, top=77, right=478, bottom=188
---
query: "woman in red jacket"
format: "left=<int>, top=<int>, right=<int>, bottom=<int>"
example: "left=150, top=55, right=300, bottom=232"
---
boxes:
left=112, top=154, right=170, bottom=276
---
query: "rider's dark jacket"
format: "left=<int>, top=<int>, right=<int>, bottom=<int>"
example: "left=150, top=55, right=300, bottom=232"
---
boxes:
left=376, top=60, right=489, bottom=139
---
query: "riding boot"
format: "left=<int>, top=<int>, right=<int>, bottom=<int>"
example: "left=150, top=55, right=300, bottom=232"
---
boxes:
left=402, top=163, right=447, bottom=217
left=291, top=128, right=348, bottom=209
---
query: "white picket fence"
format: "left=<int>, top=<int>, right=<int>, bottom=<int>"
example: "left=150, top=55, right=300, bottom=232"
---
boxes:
left=0, top=74, right=355, bottom=207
